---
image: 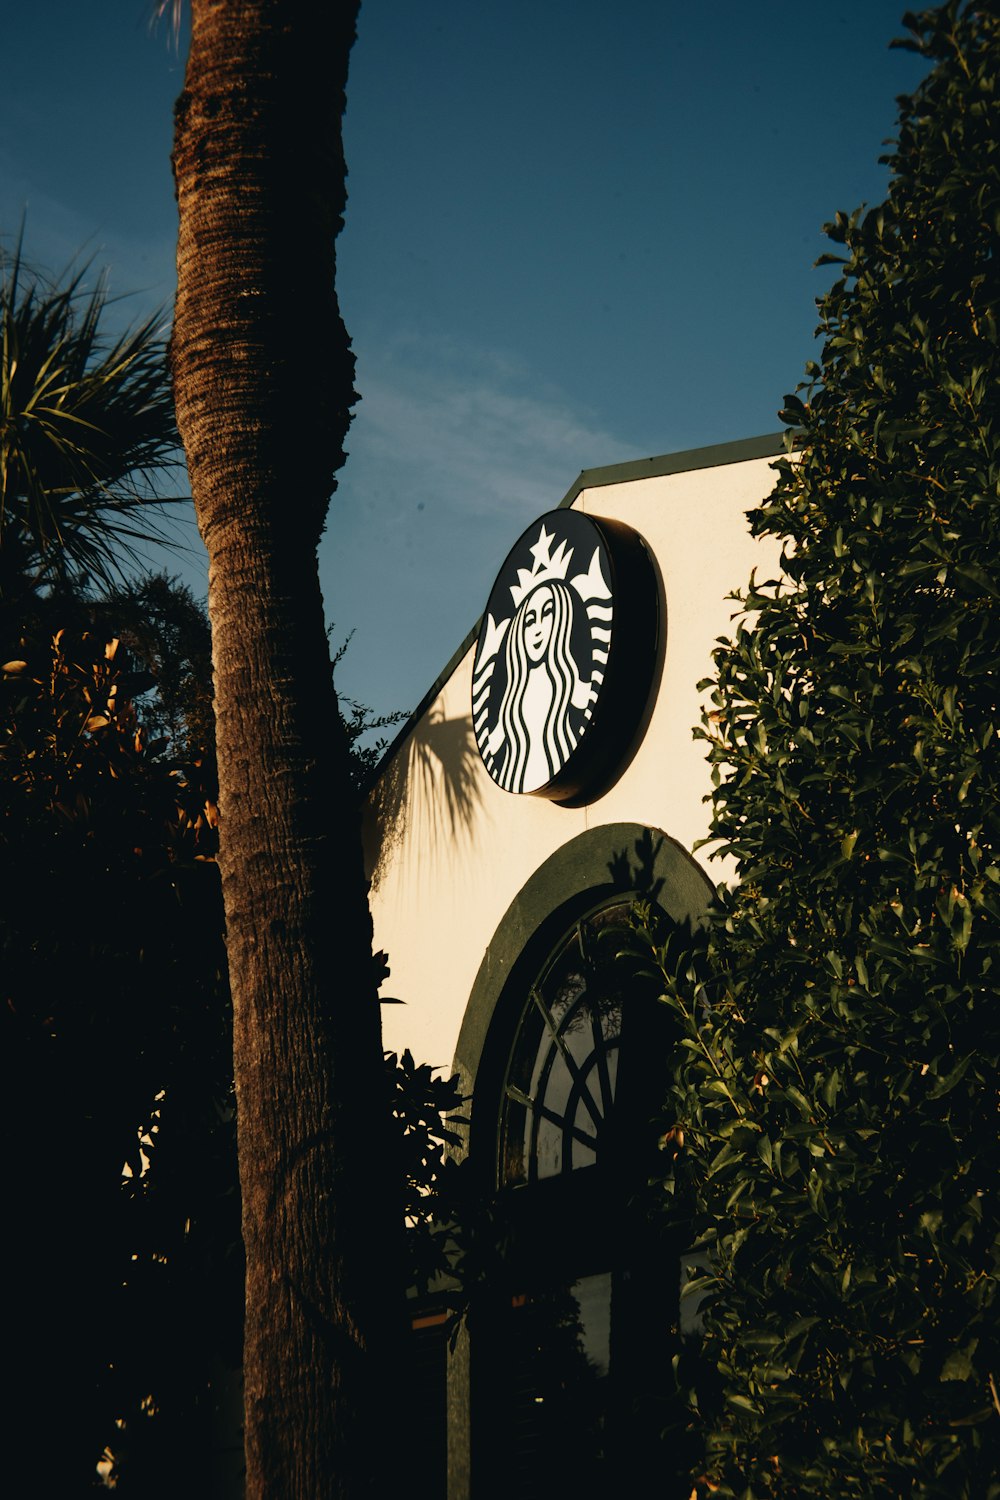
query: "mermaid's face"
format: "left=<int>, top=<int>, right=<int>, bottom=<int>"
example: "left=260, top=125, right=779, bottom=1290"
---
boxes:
left=523, top=585, right=555, bottom=664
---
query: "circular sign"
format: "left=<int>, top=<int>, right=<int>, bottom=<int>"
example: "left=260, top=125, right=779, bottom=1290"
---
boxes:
left=472, top=510, right=659, bottom=801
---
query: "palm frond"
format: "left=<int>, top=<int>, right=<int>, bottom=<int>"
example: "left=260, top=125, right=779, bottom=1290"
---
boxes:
left=0, top=243, right=183, bottom=603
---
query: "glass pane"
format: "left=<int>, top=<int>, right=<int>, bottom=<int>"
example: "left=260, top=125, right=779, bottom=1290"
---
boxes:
left=499, top=903, right=630, bottom=1186
left=573, top=1272, right=612, bottom=1377
left=478, top=1273, right=613, bottom=1497
left=534, top=1108, right=563, bottom=1179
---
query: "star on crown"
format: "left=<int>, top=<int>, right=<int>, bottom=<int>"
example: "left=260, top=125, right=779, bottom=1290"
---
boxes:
left=509, top=523, right=574, bottom=607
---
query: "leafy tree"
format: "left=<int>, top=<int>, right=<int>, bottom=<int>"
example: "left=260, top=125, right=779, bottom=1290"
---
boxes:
left=171, top=6, right=400, bottom=1494
left=1, top=627, right=232, bottom=1498
left=0, top=243, right=220, bottom=1497
left=331, top=627, right=409, bottom=799
left=628, top=5, right=1000, bottom=1496
left=101, top=571, right=216, bottom=755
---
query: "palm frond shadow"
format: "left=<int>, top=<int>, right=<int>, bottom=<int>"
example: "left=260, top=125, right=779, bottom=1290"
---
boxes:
left=367, top=706, right=482, bottom=890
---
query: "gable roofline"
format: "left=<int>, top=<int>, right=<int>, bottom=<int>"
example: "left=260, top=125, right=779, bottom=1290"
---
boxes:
left=559, top=430, right=789, bottom=508
left=364, top=430, right=789, bottom=787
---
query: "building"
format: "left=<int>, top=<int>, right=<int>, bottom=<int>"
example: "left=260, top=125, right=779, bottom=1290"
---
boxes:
left=364, top=434, right=787, bottom=1498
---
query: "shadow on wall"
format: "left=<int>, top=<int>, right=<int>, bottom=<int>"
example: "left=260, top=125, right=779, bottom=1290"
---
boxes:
left=606, top=826, right=668, bottom=906
left=365, top=706, right=483, bottom=893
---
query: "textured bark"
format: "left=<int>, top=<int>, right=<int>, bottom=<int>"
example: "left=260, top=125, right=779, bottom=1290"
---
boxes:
left=171, top=4, right=399, bottom=1495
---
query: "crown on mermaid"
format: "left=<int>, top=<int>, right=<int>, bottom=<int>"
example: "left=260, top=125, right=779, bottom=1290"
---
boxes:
left=509, top=523, right=574, bottom=608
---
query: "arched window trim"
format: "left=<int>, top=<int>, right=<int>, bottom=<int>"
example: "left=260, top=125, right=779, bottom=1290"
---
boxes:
left=451, top=822, right=714, bottom=1182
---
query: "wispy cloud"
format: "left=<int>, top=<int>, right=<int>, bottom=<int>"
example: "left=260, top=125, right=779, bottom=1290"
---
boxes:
left=349, top=335, right=635, bottom=519
left=323, top=333, right=637, bottom=720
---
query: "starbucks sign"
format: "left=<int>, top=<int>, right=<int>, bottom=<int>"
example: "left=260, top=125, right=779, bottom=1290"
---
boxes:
left=472, top=510, right=659, bottom=802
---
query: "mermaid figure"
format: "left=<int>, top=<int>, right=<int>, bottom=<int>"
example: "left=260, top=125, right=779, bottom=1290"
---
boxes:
left=485, top=580, right=593, bottom=793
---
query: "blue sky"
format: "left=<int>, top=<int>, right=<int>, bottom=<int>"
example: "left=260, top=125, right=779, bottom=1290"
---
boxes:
left=1, top=2, right=928, bottom=721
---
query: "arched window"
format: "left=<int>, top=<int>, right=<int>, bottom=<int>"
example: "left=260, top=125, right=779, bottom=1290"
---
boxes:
left=499, top=901, right=630, bottom=1185
left=476, top=899, right=636, bottom=1499
left=446, top=825, right=713, bottom=1500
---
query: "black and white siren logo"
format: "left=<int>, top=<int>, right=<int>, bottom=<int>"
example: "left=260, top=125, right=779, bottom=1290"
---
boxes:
left=472, top=510, right=659, bottom=800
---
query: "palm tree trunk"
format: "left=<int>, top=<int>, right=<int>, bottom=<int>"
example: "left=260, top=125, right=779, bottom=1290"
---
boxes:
left=171, top=5, right=399, bottom=1494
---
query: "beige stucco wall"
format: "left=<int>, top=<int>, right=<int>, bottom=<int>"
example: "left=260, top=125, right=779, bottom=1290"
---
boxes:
left=363, top=449, right=785, bottom=1075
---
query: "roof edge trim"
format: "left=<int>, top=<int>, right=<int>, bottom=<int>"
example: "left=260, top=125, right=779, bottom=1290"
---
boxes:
left=559, top=430, right=788, bottom=508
